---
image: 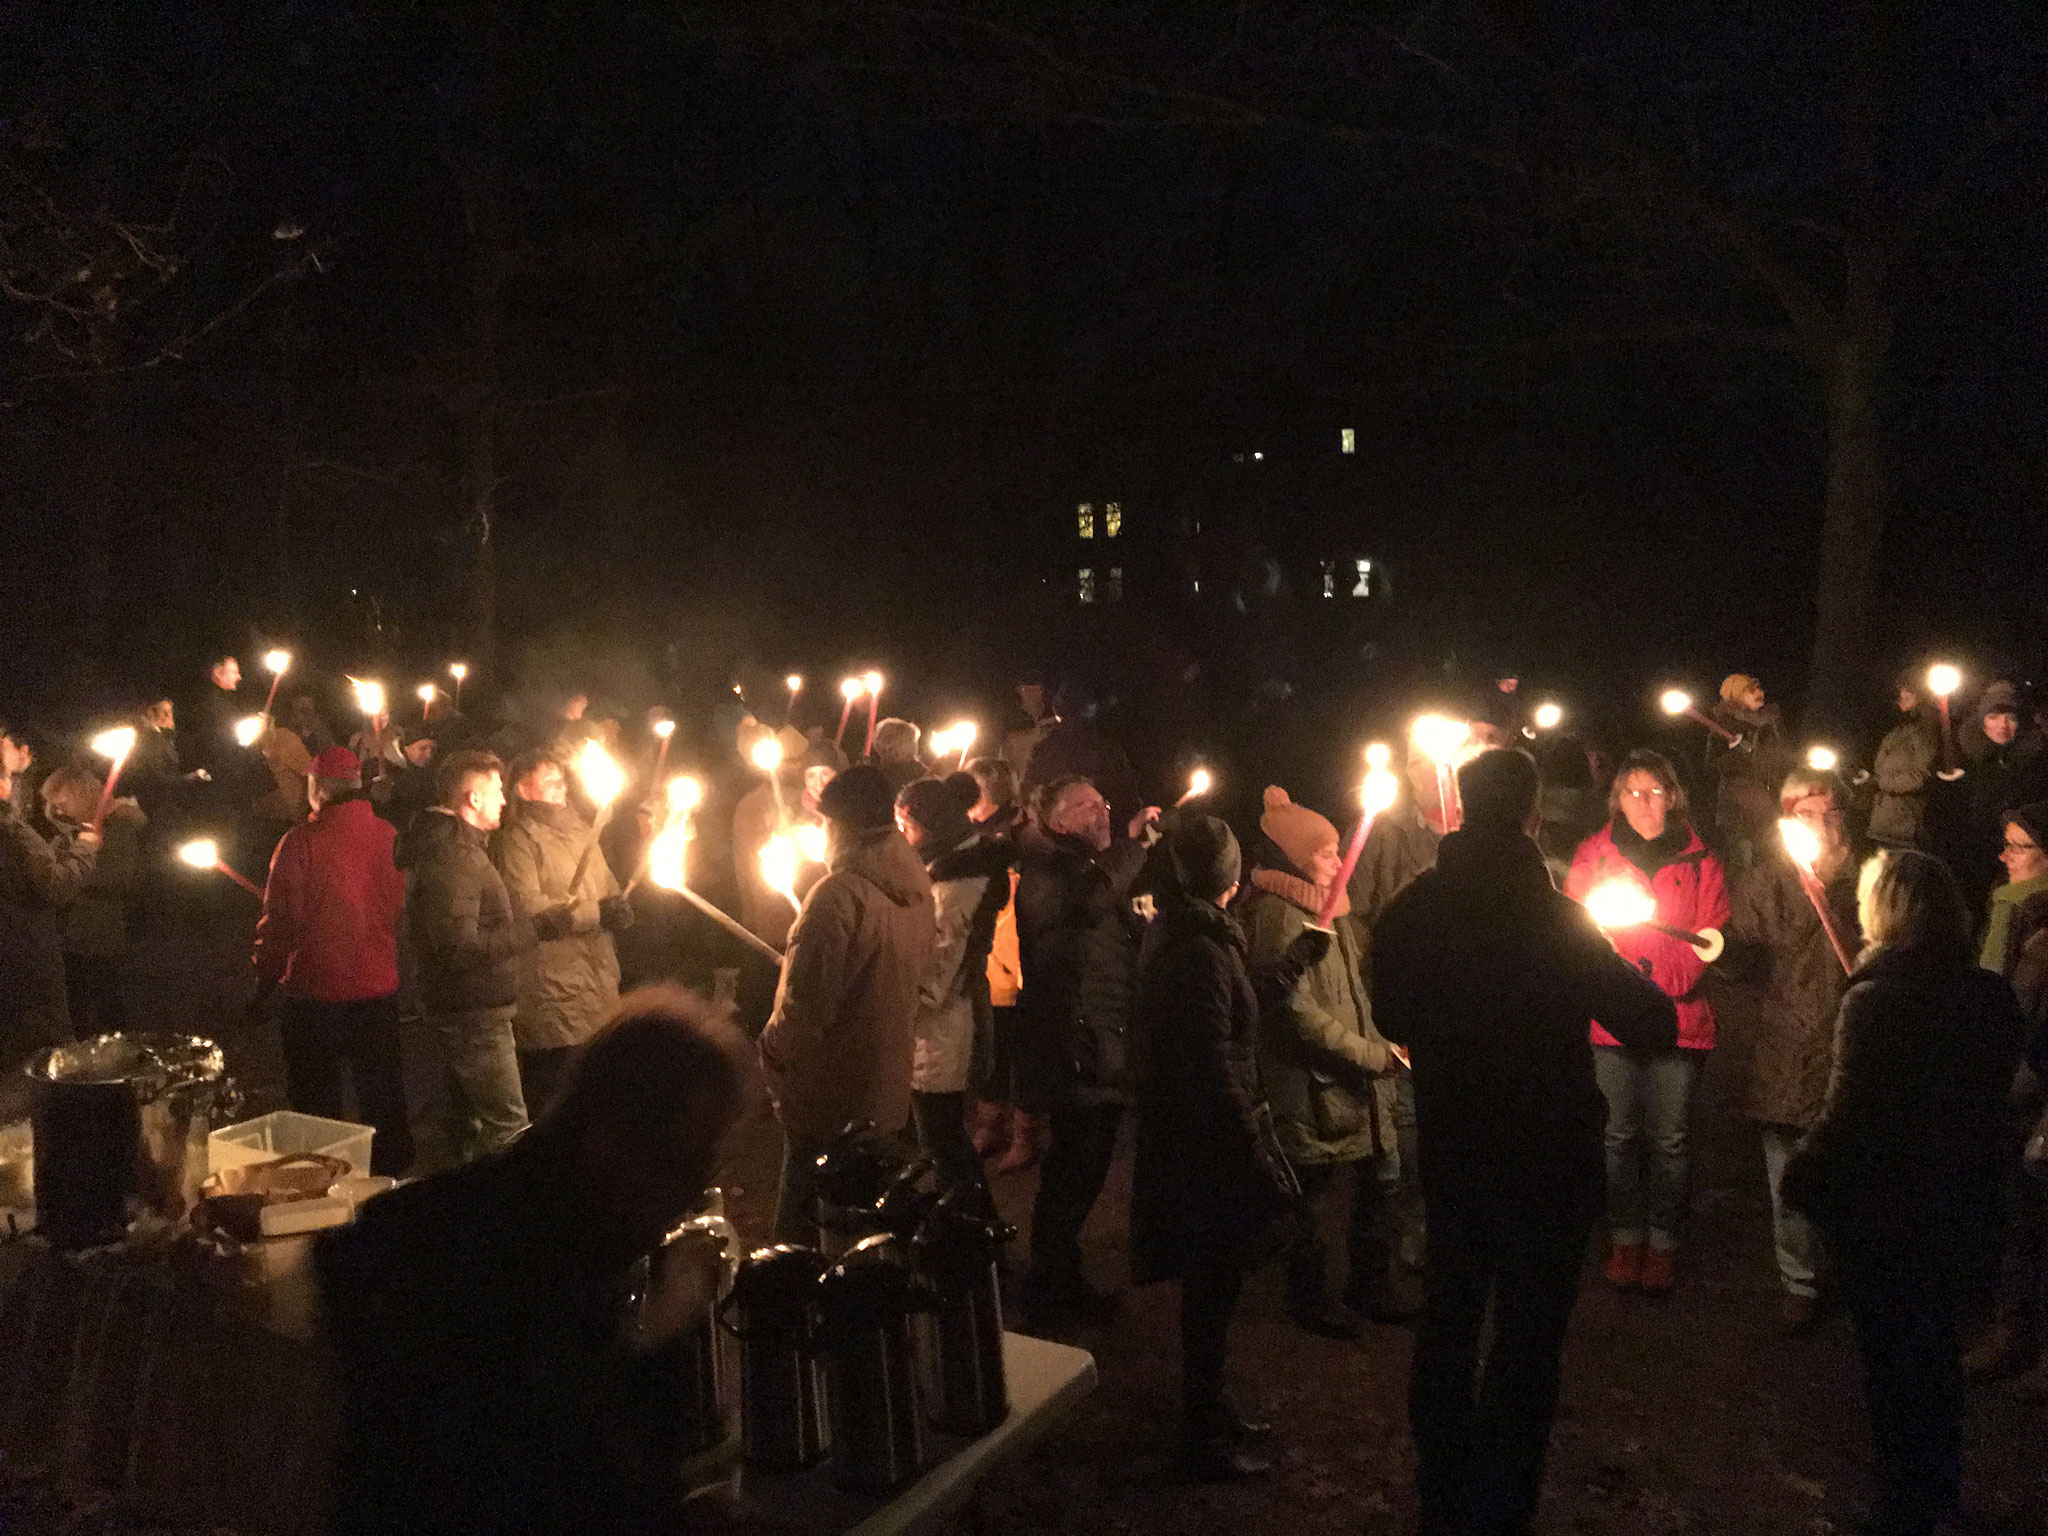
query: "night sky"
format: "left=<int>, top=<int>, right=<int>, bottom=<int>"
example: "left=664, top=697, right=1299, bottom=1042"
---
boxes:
left=3, top=2, right=2044, bottom=760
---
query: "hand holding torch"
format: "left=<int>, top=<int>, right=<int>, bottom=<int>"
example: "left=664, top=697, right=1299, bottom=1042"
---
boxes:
left=1659, top=689, right=1740, bottom=745
left=87, top=727, right=137, bottom=833
left=1583, top=877, right=1725, bottom=962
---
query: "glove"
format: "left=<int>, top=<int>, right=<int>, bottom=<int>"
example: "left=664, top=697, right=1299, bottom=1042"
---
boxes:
left=598, top=894, right=636, bottom=933
left=1285, top=925, right=1333, bottom=969
left=532, top=904, right=577, bottom=942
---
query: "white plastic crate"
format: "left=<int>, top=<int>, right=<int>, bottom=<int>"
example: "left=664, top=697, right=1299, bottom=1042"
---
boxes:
left=208, top=1111, right=373, bottom=1178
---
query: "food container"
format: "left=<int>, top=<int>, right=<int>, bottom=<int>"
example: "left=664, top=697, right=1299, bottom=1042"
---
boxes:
left=208, top=1111, right=373, bottom=1178
left=197, top=1153, right=354, bottom=1242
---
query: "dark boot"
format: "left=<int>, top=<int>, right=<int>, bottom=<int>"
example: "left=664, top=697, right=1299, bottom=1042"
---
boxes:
left=1344, top=1171, right=1422, bottom=1324
left=1180, top=1401, right=1273, bottom=1482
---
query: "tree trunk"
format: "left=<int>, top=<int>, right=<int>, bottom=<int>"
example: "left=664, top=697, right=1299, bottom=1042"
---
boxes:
left=1803, top=259, right=1889, bottom=732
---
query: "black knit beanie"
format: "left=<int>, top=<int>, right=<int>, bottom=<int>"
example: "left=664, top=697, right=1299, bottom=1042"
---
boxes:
left=897, top=773, right=977, bottom=852
left=819, top=764, right=898, bottom=832
left=1166, top=813, right=1242, bottom=901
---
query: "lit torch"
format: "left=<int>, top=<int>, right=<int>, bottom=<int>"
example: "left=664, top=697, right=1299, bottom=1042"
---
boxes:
left=862, top=671, right=884, bottom=757
left=1320, top=744, right=1401, bottom=926
left=349, top=678, right=386, bottom=720
left=234, top=716, right=266, bottom=749
left=1778, top=818, right=1855, bottom=975
left=1176, top=767, right=1214, bottom=808
left=1533, top=702, right=1563, bottom=732
left=796, top=821, right=828, bottom=865
left=1659, top=688, right=1740, bottom=745
left=87, top=726, right=137, bottom=833
left=1806, top=745, right=1839, bottom=774
left=940, top=721, right=977, bottom=772
left=178, top=837, right=262, bottom=897
left=641, top=776, right=784, bottom=963
left=260, top=650, right=292, bottom=716
left=417, top=682, right=437, bottom=721
left=567, top=738, right=628, bottom=892
left=786, top=674, right=803, bottom=699
left=652, top=716, right=675, bottom=774
left=1927, top=663, right=1962, bottom=774
left=836, top=678, right=863, bottom=749
left=1410, top=715, right=1471, bottom=831
left=749, top=733, right=786, bottom=819
left=1583, top=876, right=1724, bottom=961
left=449, top=661, right=468, bottom=709
left=761, top=833, right=802, bottom=913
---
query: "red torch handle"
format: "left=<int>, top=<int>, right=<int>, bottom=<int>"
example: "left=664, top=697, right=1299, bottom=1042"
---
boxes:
left=1319, top=808, right=1381, bottom=927
left=1793, top=867, right=1856, bottom=975
left=1685, top=706, right=1741, bottom=745
left=217, top=862, right=264, bottom=898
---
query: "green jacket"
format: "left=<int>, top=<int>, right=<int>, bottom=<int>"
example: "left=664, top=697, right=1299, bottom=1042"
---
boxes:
left=1239, top=873, right=1397, bottom=1166
left=1982, top=871, right=2048, bottom=975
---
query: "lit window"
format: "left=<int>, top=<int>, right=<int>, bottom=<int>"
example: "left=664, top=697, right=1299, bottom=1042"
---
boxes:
left=1077, top=503, right=1094, bottom=539
left=1078, top=567, right=1095, bottom=603
left=1340, top=428, right=1355, bottom=455
left=1104, top=502, right=1121, bottom=538
left=1105, top=568, right=1123, bottom=602
left=1192, top=578, right=1200, bottom=595
left=1321, top=561, right=1336, bottom=598
left=1252, top=451, right=1264, bottom=461
left=1352, top=559, right=1373, bottom=598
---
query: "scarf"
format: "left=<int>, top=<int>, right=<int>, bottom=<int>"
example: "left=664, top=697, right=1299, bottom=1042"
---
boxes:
left=1610, top=817, right=1693, bottom=879
left=1981, top=871, right=2048, bottom=973
left=1250, top=864, right=1348, bottom=920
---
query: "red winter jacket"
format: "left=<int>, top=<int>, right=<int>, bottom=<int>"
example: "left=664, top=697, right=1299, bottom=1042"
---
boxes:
left=254, top=794, right=404, bottom=1002
left=1565, top=822, right=1730, bottom=1051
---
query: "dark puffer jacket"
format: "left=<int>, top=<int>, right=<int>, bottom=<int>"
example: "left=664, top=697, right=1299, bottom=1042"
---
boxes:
left=1727, top=849, right=1860, bottom=1132
left=1013, top=826, right=1148, bottom=1110
left=1783, top=944, right=2026, bottom=1290
left=0, top=795, right=95, bottom=1040
left=404, top=809, right=537, bottom=1015
left=1130, top=893, right=1292, bottom=1283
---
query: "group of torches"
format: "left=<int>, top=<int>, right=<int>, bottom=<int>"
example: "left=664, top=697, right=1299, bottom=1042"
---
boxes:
left=87, top=653, right=1972, bottom=978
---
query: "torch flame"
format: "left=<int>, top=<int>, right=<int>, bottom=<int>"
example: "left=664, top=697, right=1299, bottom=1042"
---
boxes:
left=234, top=716, right=265, bottom=748
left=749, top=736, right=784, bottom=773
left=761, top=834, right=800, bottom=904
left=263, top=650, right=291, bottom=675
left=90, top=726, right=137, bottom=762
left=1584, top=878, right=1659, bottom=931
left=1927, top=663, right=1961, bottom=698
left=1364, top=741, right=1391, bottom=771
left=1362, top=766, right=1400, bottom=816
left=1534, top=702, right=1563, bottom=731
left=178, top=839, right=220, bottom=870
left=1778, top=816, right=1822, bottom=873
left=417, top=683, right=436, bottom=704
left=349, top=678, right=385, bottom=718
left=948, top=721, right=977, bottom=754
left=796, top=822, right=828, bottom=864
left=863, top=671, right=884, bottom=696
left=573, top=739, right=626, bottom=808
left=646, top=823, right=689, bottom=892
left=667, top=775, right=704, bottom=815
left=1188, top=768, right=1213, bottom=798
left=841, top=677, right=864, bottom=702
left=1410, top=715, right=1470, bottom=762
left=1659, top=689, right=1692, bottom=717
left=1806, top=745, right=1838, bottom=773
left=449, top=661, right=468, bottom=682
left=786, top=674, right=803, bottom=693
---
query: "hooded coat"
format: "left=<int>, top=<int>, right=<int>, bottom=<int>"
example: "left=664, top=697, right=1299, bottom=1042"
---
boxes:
left=1129, top=891, right=1292, bottom=1283
left=1783, top=943, right=2026, bottom=1288
left=912, top=833, right=1012, bottom=1094
left=491, top=798, right=623, bottom=1052
left=254, top=794, right=405, bottom=1003
left=1727, top=849, right=1861, bottom=1131
left=1012, top=825, right=1148, bottom=1109
left=1565, top=821, right=1730, bottom=1051
left=1239, top=869, right=1397, bottom=1165
left=760, top=827, right=935, bottom=1145
left=1870, top=713, right=1942, bottom=849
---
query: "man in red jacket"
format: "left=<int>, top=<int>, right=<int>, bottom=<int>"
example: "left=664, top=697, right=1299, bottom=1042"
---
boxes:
left=253, top=747, right=413, bottom=1174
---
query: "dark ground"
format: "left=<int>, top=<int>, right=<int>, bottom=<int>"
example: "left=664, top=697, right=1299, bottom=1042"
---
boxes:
left=9, top=880, right=2048, bottom=1536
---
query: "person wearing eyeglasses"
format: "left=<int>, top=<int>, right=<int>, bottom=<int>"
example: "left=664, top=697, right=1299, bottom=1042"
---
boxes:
left=1565, top=749, right=1730, bottom=1296
left=1967, top=801, right=2048, bottom=1380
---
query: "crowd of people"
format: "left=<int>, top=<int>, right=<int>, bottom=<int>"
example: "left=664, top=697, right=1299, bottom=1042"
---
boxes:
left=3, top=651, right=2047, bottom=1536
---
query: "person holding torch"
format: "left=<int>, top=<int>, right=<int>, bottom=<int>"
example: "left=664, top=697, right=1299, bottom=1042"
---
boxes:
left=1870, top=669, right=1949, bottom=851
left=1564, top=749, right=1730, bottom=1296
left=1240, top=785, right=1413, bottom=1337
left=0, top=722, right=97, bottom=1063
left=1724, top=766, right=1862, bottom=1332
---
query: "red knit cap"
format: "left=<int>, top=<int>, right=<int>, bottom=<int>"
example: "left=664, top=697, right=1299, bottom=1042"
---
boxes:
left=308, top=746, right=361, bottom=779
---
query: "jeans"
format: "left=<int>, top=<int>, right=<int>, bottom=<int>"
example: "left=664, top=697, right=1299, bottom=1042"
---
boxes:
left=1760, top=1125, right=1823, bottom=1298
left=1410, top=1183, right=1599, bottom=1536
left=1028, top=1102, right=1123, bottom=1285
left=1288, top=1156, right=1401, bottom=1308
left=912, top=1090, right=992, bottom=1213
left=772, top=1131, right=824, bottom=1245
left=279, top=995, right=416, bottom=1176
left=1593, top=1046, right=1699, bottom=1250
left=1835, top=1242, right=1965, bottom=1533
left=430, top=1005, right=527, bottom=1165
